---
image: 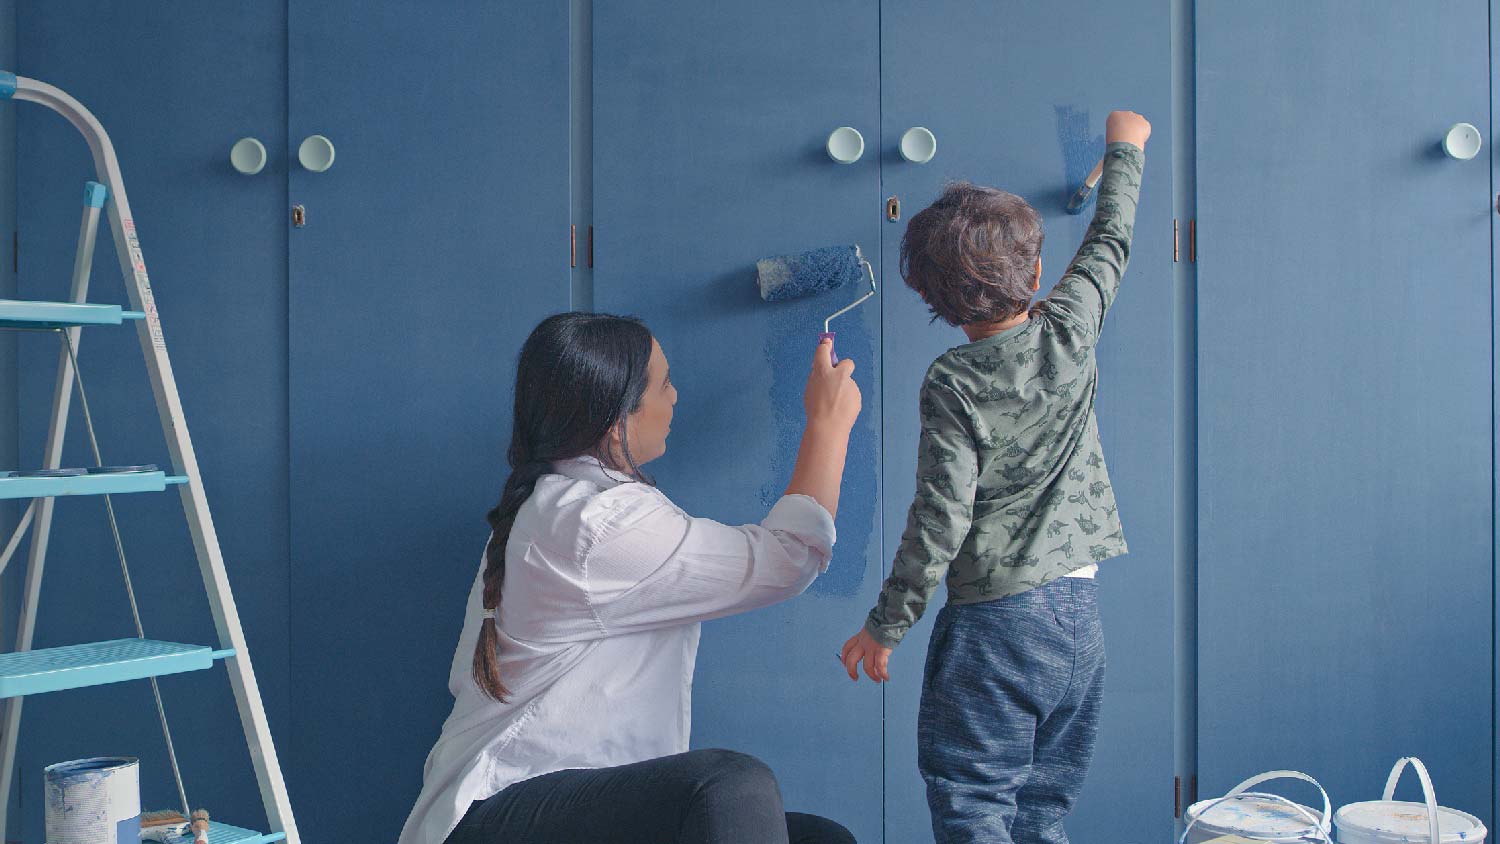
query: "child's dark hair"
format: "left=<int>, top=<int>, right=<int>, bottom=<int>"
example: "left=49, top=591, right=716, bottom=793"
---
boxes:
left=473, top=311, right=655, bottom=702
left=900, top=181, right=1045, bottom=326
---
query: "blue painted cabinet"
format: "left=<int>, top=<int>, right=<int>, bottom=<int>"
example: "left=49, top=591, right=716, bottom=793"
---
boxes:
left=1196, top=0, right=1495, bottom=826
left=590, top=3, right=885, bottom=840
left=285, top=4, right=571, bottom=841
left=12, top=4, right=289, bottom=841
left=879, top=3, right=1176, bottom=842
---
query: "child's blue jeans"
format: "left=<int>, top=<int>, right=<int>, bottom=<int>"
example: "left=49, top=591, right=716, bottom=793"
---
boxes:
left=918, top=577, right=1106, bottom=844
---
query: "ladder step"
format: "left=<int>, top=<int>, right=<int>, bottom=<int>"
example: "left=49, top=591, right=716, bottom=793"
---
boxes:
left=161, top=821, right=286, bottom=844
left=0, top=298, right=144, bottom=329
left=0, top=469, right=187, bottom=499
left=0, top=639, right=227, bottom=698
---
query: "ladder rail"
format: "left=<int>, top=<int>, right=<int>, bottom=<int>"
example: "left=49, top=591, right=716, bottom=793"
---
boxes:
left=0, top=194, right=102, bottom=828
left=1, top=74, right=299, bottom=844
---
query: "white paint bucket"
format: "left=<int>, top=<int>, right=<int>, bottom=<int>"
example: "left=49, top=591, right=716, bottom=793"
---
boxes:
left=1183, top=770, right=1333, bottom=844
left=1334, top=758, right=1487, bottom=844
left=44, top=756, right=141, bottom=844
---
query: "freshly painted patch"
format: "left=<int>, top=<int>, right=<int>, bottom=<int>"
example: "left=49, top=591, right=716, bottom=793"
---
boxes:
left=760, top=301, right=876, bottom=597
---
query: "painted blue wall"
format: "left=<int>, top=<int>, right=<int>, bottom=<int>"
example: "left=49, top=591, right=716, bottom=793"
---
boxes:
left=1196, top=1, right=1495, bottom=828
left=0, top=0, right=16, bottom=825
left=3, top=2, right=1500, bottom=842
left=592, top=3, right=885, bottom=839
left=12, top=4, right=288, bottom=841
left=877, top=4, right=1177, bottom=841
left=284, top=4, right=571, bottom=841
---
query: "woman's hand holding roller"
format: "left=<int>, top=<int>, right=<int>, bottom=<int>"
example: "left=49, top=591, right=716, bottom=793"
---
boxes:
left=785, top=339, right=860, bottom=518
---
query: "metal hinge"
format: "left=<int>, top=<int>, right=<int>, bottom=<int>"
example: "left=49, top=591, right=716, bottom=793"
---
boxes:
left=1189, top=219, right=1197, bottom=262
left=1173, top=220, right=1179, bottom=262
left=1174, top=775, right=1182, bottom=818
left=571, top=224, right=577, bottom=268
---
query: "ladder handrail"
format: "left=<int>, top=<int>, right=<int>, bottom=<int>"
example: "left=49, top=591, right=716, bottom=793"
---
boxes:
left=0, top=71, right=299, bottom=844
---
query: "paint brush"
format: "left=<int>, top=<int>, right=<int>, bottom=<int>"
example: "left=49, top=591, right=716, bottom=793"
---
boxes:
left=140, top=809, right=189, bottom=842
left=190, top=808, right=211, bottom=844
left=1065, top=157, right=1105, bottom=214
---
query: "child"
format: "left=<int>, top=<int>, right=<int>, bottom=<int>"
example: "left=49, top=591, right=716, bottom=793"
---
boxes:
left=840, top=110, right=1150, bottom=844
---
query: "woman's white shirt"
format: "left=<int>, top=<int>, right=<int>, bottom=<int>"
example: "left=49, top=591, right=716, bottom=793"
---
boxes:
left=398, top=457, right=837, bottom=844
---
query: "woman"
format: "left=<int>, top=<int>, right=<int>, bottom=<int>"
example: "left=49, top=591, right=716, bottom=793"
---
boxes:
left=399, top=312, right=862, bottom=844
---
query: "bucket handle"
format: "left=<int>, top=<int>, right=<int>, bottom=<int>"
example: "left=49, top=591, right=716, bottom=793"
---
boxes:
left=1381, top=757, right=1442, bottom=844
left=1227, top=770, right=1334, bottom=837
left=1178, top=791, right=1332, bottom=844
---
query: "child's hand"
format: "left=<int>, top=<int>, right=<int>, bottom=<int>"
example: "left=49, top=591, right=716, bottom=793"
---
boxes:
left=840, top=628, right=892, bottom=682
left=1106, top=110, right=1151, bottom=150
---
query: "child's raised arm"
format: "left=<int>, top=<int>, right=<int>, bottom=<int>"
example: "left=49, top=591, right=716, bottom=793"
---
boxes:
left=1042, top=110, right=1150, bottom=339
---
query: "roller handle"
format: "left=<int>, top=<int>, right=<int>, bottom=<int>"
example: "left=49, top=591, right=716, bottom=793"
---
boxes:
left=819, top=332, right=838, bottom=364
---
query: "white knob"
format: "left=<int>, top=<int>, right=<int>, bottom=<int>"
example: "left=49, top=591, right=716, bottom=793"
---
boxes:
left=229, top=138, right=267, bottom=175
left=826, top=127, right=865, bottom=164
left=900, top=127, right=937, bottom=164
left=1443, top=123, right=1482, bottom=160
left=298, top=135, right=336, bottom=172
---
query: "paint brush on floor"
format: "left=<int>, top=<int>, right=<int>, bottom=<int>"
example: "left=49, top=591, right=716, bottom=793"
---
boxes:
left=755, top=244, right=877, bottom=363
left=140, top=809, right=189, bottom=842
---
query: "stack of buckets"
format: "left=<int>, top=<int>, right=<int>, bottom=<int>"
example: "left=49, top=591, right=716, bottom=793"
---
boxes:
left=43, top=757, right=141, bottom=844
left=1183, top=759, right=1486, bottom=844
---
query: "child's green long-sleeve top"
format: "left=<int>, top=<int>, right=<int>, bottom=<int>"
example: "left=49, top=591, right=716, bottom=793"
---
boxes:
left=865, top=142, right=1145, bottom=649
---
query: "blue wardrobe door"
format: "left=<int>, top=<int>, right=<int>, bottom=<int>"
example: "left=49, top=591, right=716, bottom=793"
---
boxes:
left=287, top=3, right=570, bottom=840
left=880, top=2, right=1176, bottom=841
left=1197, top=0, right=1494, bottom=825
left=592, top=2, right=884, bottom=840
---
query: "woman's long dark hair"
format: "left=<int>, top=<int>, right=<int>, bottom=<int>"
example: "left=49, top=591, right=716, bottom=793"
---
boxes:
left=473, top=312, right=655, bottom=701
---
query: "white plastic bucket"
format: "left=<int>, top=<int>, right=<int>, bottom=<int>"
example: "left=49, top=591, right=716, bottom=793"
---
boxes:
left=44, top=756, right=141, bottom=844
left=1183, top=770, right=1333, bottom=844
left=1334, top=758, right=1486, bottom=844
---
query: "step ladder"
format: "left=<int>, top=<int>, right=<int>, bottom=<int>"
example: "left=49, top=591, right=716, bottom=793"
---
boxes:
left=0, top=72, right=299, bottom=844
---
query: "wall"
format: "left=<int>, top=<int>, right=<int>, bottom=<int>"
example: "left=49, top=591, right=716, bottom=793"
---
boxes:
left=0, top=3, right=18, bottom=837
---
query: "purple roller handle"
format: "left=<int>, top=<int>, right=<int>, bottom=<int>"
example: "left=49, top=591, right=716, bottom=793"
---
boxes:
left=819, top=331, right=838, bottom=364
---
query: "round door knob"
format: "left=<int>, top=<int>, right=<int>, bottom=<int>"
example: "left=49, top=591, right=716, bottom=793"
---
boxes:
left=1443, top=123, right=1482, bottom=160
left=229, top=137, right=267, bottom=175
left=298, top=134, right=336, bottom=172
left=899, top=127, right=937, bottom=164
left=826, top=127, right=865, bottom=164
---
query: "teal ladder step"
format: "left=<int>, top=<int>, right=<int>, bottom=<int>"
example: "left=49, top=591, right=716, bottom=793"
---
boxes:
left=161, top=821, right=287, bottom=844
left=0, top=298, right=144, bottom=329
left=0, top=639, right=232, bottom=698
left=0, top=470, right=186, bottom=500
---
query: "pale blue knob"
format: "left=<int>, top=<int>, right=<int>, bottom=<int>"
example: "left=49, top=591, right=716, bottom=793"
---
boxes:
left=298, top=135, right=336, bottom=172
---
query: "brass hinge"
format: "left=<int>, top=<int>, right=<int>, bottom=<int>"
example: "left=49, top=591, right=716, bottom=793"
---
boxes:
left=570, top=224, right=577, bottom=268
left=1189, top=219, right=1197, bottom=262
left=1173, top=220, right=1179, bottom=262
left=1174, top=775, right=1182, bottom=818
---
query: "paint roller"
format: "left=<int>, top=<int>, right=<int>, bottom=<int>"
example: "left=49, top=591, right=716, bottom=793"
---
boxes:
left=755, top=244, right=877, bottom=364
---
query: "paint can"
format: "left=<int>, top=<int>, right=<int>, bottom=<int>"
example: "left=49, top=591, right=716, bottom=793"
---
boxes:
left=1334, top=758, right=1486, bottom=844
left=1182, top=770, right=1332, bottom=844
left=44, top=756, right=141, bottom=844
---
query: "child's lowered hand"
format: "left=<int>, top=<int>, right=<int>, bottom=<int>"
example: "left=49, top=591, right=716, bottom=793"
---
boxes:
left=840, top=628, right=892, bottom=682
left=1105, top=110, right=1151, bottom=150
